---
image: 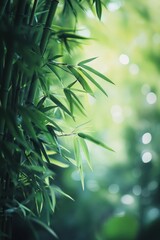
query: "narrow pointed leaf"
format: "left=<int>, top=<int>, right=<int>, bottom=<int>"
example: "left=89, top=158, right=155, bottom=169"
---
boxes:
left=64, top=88, right=73, bottom=113
left=73, top=137, right=81, bottom=168
left=79, top=137, right=92, bottom=170
left=78, top=57, right=98, bottom=66
left=49, top=159, right=69, bottom=168
left=68, top=66, right=94, bottom=95
left=95, top=0, right=102, bottom=20
left=81, top=65, right=114, bottom=84
left=29, top=217, right=58, bottom=238
left=79, top=165, right=85, bottom=190
left=78, top=132, right=114, bottom=151
left=80, top=68, right=108, bottom=97
left=54, top=186, right=74, bottom=201
left=49, top=94, right=72, bottom=117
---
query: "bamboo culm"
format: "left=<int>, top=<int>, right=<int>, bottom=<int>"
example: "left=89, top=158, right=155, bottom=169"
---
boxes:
left=27, top=0, right=59, bottom=104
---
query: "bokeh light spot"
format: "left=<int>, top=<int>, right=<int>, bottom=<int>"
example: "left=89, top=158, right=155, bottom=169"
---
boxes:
left=119, top=54, right=129, bottom=65
left=142, top=132, right=152, bottom=144
left=121, top=195, right=134, bottom=205
left=107, top=1, right=122, bottom=12
left=142, top=151, right=152, bottom=163
left=146, top=92, right=157, bottom=104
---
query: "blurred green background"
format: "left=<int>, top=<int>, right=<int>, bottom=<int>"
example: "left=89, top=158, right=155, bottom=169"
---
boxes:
left=52, top=0, right=160, bottom=239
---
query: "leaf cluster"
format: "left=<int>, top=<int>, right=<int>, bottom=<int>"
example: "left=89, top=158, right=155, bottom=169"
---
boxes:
left=0, top=0, right=113, bottom=238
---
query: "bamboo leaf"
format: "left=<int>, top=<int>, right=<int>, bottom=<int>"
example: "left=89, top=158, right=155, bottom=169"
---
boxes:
left=49, top=94, right=73, bottom=117
left=35, top=191, right=44, bottom=215
left=49, top=159, right=69, bottom=168
left=79, top=137, right=92, bottom=170
left=47, top=64, right=62, bottom=81
left=78, top=57, right=98, bottom=66
left=68, top=66, right=94, bottom=95
left=78, top=132, right=114, bottom=151
left=19, top=107, right=37, bottom=139
left=38, top=139, right=50, bottom=163
left=95, top=0, right=102, bottom=20
left=29, top=217, right=58, bottom=238
left=79, top=165, right=85, bottom=190
left=24, top=165, right=45, bottom=173
left=64, top=88, right=73, bottom=113
left=49, top=186, right=56, bottom=212
left=73, top=136, right=81, bottom=168
left=54, top=186, right=74, bottom=201
left=80, top=65, right=114, bottom=84
left=80, top=68, right=108, bottom=97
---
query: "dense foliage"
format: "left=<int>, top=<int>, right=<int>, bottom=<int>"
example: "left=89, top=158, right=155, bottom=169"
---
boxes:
left=0, top=0, right=113, bottom=239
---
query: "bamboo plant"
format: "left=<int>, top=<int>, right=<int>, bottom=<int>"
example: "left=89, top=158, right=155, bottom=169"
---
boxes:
left=0, top=0, right=113, bottom=239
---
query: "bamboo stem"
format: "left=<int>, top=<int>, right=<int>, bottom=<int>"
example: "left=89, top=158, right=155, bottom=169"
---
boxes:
left=29, top=0, right=39, bottom=25
left=0, top=0, right=28, bottom=140
left=40, top=0, right=59, bottom=55
left=0, top=0, right=9, bottom=19
left=27, top=0, right=59, bottom=104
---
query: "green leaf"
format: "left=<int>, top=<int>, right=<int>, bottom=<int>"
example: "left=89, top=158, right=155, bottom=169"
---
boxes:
left=29, top=217, right=58, bottom=238
left=49, top=159, right=69, bottom=168
left=37, top=96, right=47, bottom=109
left=54, top=186, right=74, bottom=201
left=79, top=165, right=85, bottom=190
left=80, top=68, right=108, bottom=97
left=49, top=186, right=56, bottom=212
left=47, top=64, right=62, bottom=82
left=95, top=0, right=102, bottom=20
left=78, top=57, right=98, bottom=66
left=78, top=133, right=114, bottom=151
left=19, top=107, right=37, bottom=139
left=73, top=136, right=81, bottom=168
left=5, top=110, right=30, bottom=150
left=64, top=88, right=73, bottom=113
left=64, top=88, right=86, bottom=115
left=24, top=165, right=45, bottom=173
left=49, top=94, right=73, bottom=117
left=38, top=139, right=50, bottom=163
left=79, top=137, right=92, bottom=170
left=68, top=66, right=94, bottom=95
left=59, top=33, right=89, bottom=40
left=80, top=65, right=114, bottom=84
left=35, top=191, right=44, bottom=215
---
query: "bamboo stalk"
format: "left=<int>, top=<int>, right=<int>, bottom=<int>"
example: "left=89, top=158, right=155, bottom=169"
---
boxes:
left=40, top=0, right=59, bottom=55
left=29, top=0, right=39, bottom=25
left=0, top=0, right=9, bottom=19
left=27, top=0, right=59, bottom=104
left=0, top=0, right=27, bottom=140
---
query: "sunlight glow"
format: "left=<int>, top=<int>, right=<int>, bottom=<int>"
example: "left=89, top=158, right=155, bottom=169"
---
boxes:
left=142, top=151, right=152, bottom=163
left=111, top=105, right=124, bottom=123
left=121, top=194, right=134, bottom=205
left=119, top=54, right=129, bottom=65
left=142, top=132, right=152, bottom=144
left=146, top=92, right=157, bottom=104
left=107, top=1, right=122, bottom=12
left=86, top=9, right=95, bottom=19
